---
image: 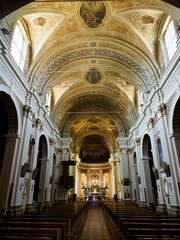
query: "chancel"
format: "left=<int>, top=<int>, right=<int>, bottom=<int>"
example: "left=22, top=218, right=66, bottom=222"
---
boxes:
left=0, top=0, right=180, bottom=239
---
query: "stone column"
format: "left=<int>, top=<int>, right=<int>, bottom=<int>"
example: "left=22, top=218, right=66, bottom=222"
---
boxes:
left=157, top=104, right=180, bottom=214
left=75, top=162, right=80, bottom=197
left=45, top=138, right=56, bottom=205
left=110, top=162, right=115, bottom=199
left=120, top=149, right=131, bottom=201
left=87, top=169, right=91, bottom=188
left=132, top=163, right=140, bottom=204
left=69, top=151, right=76, bottom=195
left=114, top=160, right=122, bottom=200
left=49, top=138, right=56, bottom=205
left=99, top=169, right=103, bottom=188
left=0, top=134, right=20, bottom=209
left=25, top=118, right=43, bottom=213
left=11, top=106, right=36, bottom=214
left=38, top=158, right=48, bottom=203
left=61, top=138, right=72, bottom=162
left=134, top=137, right=146, bottom=203
left=142, top=157, right=154, bottom=204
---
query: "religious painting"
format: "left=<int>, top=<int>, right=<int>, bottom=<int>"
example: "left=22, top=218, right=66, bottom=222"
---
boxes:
left=157, top=137, right=163, bottom=167
left=124, top=193, right=130, bottom=199
left=85, top=69, right=102, bottom=84
left=80, top=1, right=106, bottom=28
left=79, top=144, right=110, bottom=163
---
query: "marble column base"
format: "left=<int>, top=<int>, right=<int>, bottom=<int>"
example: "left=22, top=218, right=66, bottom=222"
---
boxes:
left=44, top=201, right=52, bottom=208
left=156, top=204, right=168, bottom=215
left=139, top=201, right=148, bottom=207
left=122, top=199, right=132, bottom=204
left=6, top=205, right=24, bottom=217
left=24, top=203, right=36, bottom=214
left=168, top=205, right=180, bottom=216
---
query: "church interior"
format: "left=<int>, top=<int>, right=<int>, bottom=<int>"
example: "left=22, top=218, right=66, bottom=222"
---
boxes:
left=0, top=0, right=180, bottom=239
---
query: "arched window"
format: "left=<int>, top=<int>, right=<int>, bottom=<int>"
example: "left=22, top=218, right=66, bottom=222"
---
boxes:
left=164, top=20, right=178, bottom=60
left=138, top=90, right=144, bottom=111
left=45, top=90, right=51, bottom=115
left=10, top=21, right=28, bottom=71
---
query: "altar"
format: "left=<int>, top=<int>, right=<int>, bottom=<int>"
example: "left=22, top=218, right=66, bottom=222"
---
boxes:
left=89, top=193, right=101, bottom=201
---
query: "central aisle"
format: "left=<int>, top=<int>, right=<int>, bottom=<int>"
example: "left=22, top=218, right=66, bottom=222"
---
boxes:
left=74, top=202, right=117, bottom=240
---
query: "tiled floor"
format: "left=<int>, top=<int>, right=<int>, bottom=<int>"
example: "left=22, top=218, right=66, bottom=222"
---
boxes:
left=74, top=202, right=117, bottom=240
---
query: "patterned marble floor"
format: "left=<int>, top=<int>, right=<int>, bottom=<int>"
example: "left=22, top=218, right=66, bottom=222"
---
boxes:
left=74, top=202, right=117, bottom=240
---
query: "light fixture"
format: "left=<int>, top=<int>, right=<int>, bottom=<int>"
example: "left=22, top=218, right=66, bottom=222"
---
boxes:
left=38, top=92, right=43, bottom=96
left=1, top=28, right=10, bottom=35
left=145, top=90, right=150, bottom=94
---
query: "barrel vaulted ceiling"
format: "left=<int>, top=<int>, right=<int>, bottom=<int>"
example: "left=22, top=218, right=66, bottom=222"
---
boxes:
left=2, top=0, right=180, bottom=155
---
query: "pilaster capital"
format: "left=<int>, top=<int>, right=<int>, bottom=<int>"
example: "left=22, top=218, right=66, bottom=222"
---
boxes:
left=134, top=137, right=141, bottom=146
left=36, top=118, right=43, bottom=130
left=22, top=105, right=35, bottom=121
left=61, top=137, right=72, bottom=152
left=158, top=103, right=167, bottom=117
left=147, top=118, right=154, bottom=130
left=113, top=160, right=121, bottom=166
left=120, top=148, right=131, bottom=154
left=58, top=148, right=62, bottom=154
left=49, top=138, right=56, bottom=146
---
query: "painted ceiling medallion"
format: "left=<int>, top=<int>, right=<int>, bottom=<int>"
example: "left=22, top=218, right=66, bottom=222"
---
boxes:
left=90, top=42, right=96, bottom=47
left=88, top=119, right=101, bottom=123
left=89, top=126, right=99, bottom=130
left=33, top=17, right=46, bottom=26
left=91, top=60, right=96, bottom=64
left=80, top=1, right=106, bottom=28
left=85, top=69, right=102, bottom=84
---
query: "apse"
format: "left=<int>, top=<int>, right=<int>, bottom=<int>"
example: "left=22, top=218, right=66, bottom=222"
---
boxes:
left=79, top=135, right=110, bottom=164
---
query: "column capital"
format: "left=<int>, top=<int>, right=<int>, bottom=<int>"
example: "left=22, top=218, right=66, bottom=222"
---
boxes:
left=23, top=105, right=35, bottom=121
left=49, top=138, right=56, bottom=146
left=147, top=118, right=154, bottom=130
left=36, top=118, right=43, bottom=130
left=120, top=148, right=131, bottom=154
left=61, top=137, right=72, bottom=152
left=134, top=137, right=141, bottom=146
left=113, top=160, right=121, bottom=166
left=158, top=103, right=167, bottom=117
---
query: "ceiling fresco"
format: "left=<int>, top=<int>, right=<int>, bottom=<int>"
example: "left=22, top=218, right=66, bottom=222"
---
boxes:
left=4, top=0, right=180, bottom=158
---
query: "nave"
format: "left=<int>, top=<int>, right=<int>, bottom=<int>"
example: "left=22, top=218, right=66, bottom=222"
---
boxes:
left=0, top=201, right=180, bottom=240
left=73, top=202, right=117, bottom=240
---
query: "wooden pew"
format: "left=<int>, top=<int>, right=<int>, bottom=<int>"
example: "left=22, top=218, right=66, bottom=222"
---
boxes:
left=12, top=217, right=71, bottom=237
left=0, top=221, right=67, bottom=240
left=123, top=222, right=180, bottom=239
left=0, top=237, right=52, bottom=240
left=0, top=227, right=62, bottom=240
left=128, top=228, right=180, bottom=240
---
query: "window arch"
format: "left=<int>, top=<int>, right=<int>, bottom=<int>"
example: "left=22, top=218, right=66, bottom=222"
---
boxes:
left=164, top=20, right=178, bottom=60
left=10, top=20, right=29, bottom=71
left=159, top=16, right=179, bottom=65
